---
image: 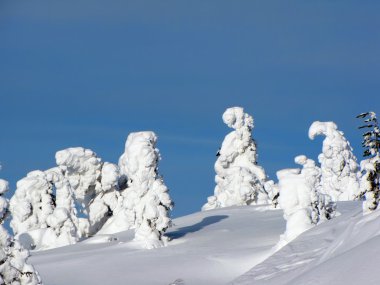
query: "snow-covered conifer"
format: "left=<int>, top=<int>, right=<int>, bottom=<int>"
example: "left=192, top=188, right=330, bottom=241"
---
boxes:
left=117, top=132, right=173, bottom=249
left=55, top=148, right=119, bottom=236
left=44, top=168, right=79, bottom=247
left=356, top=112, right=380, bottom=213
left=87, top=162, right=120, bottom=234
left=10, top=171, right=55, bottom=235
left=0, top=179, right=42, bottom=285
left=203, top=107, right=269, bottom=210
left=309, top=121, right=360, bottom=201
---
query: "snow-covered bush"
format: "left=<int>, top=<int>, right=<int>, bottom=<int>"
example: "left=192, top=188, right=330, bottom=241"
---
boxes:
left=276, top=154, right=337, bottom=249
left=55, top=147, right=119, bottom=236
left=10, top=171, right=55, bottom=235
left=356, top=112, right=380, bottom=214
left=108, top=132, right=173, bottom=248
left=276, top=167, right=319, bottom=249
left=294, top=155, right=336, bottom=221
left=309, top=121, right=360, bottom=201
left=203, top=107, right=269, bottom=210
left=0, top=179, right=43, bottom=285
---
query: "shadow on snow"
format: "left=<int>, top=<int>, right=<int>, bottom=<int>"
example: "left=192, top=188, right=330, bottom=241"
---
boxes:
left=167, top=215, right=228, bottom=240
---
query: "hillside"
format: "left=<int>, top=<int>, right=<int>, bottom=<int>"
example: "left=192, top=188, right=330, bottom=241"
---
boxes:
left=30, top=202, right=379, bottom=285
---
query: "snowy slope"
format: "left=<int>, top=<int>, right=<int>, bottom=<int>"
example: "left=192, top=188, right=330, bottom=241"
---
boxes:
left=30, top=202, right=380, bottom=285
left=31, top=205, right=285, bottom=285
left=232, top=202, right=380, bottom=285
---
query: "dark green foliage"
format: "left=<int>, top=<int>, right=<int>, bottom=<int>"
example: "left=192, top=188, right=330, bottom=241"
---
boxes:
left=357, top=111, right=380, bottom=211
left=357, top=111, right=380, bottom=158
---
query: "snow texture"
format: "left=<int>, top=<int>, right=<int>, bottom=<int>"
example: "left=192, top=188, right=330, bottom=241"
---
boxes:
left=30, top=201, right=380, bottom=285
left=231, top=202, right=376, bottom=285
left=102, top=132, right=173, bottom=249
left=31, top=205, right=284, bottom=285
left=309, top=121, right=360, bottom=201
left=0, top=179, right=42, bottom=285
left=203, top=107, right=269, bottom=210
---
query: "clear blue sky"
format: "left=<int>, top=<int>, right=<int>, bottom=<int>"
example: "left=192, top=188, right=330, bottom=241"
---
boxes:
left=0, top=1, right=379, bottom=217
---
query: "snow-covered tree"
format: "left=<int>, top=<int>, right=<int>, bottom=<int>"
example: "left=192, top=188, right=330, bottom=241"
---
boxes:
left=9, top=168, right=80, bottom=250
left=10, top=171, right=55, bottom=235
left=9, top=147, right=120, bottom=249
left=203, top=107, right=269, bottom=210
left=356, top=112, right=380, bottom=213
left=264, top=180, right=279, bottom=208
left=309, top=121, right=360, bottom=201
left=115, top=131, right=173, bottom=249
left=0, top=179, right=43, bottom=285
left=44, top=168, right=79, bottom=248
left=55, top=147, right=119, bottom=236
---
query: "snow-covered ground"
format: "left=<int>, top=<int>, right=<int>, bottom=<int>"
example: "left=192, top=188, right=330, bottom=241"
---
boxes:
left=30, top=202, right=380, bottom=285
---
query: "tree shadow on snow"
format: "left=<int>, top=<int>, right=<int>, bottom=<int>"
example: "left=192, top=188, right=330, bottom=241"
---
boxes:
left=167, top=215, right=228, bottom=240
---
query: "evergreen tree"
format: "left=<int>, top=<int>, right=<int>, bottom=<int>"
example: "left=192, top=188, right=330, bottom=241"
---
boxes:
left=202, top=107, right=270, bottom=210
left=356, top=112, right=380, bottom=213
left=309, top=121, right=360, bottom=201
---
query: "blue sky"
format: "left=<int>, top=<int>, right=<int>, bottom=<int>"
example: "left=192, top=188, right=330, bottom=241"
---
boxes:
left=0, top=0, right=379, bottom=217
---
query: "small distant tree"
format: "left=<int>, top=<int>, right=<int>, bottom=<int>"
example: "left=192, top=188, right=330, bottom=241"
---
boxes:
left=356, top=112, right=380, bottom=213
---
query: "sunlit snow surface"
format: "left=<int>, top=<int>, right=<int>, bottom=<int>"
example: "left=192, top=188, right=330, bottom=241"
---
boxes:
left=30, top=202, right=378, bottom=285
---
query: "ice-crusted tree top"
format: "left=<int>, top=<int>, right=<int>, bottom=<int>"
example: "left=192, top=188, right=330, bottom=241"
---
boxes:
left=55, top=147, right=102, bottom=202
left=308, top=121, right=358, bottom=165
left=308, top=121, right=359, bottom=201
left=0, top=179, right=8, bottom=194
left=308, top=121, right=338, bottom=139
left=119, top=131, right=160, bottom=180
left=222, top=107, right=254, bottom=131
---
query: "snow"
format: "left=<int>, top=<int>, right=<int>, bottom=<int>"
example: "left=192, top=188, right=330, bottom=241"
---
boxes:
left=31, top=205, right=285, bottom=285
left=27, top=201, right=380, bottom=285
left=232, top=202, right=371, bottom=285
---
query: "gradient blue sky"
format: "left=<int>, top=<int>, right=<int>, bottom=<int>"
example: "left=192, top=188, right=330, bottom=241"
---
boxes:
left=1, top=1, right=379, bottom=217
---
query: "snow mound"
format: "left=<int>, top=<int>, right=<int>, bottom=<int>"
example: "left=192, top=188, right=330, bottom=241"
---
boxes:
left=232, top=202, right=380, bottom=285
